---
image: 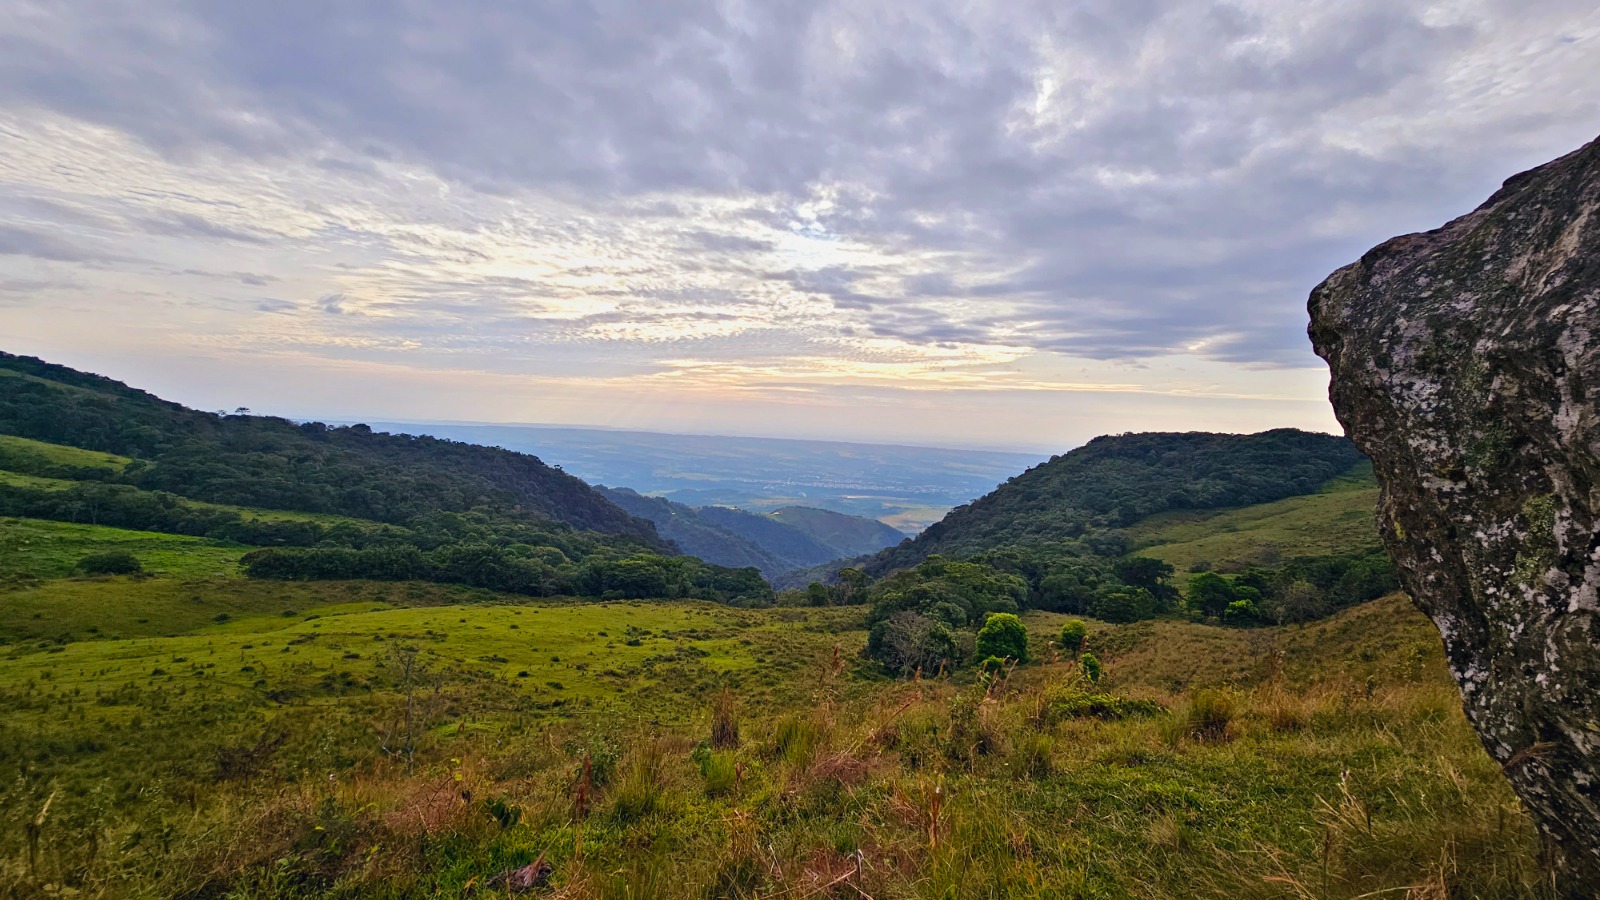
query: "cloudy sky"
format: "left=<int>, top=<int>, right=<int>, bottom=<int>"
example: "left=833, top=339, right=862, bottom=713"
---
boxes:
left=2, top=1, right=1596, bottom=450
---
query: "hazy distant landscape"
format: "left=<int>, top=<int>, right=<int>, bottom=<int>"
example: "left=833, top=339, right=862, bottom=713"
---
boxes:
left=361, top=422, right=1045, bottom=533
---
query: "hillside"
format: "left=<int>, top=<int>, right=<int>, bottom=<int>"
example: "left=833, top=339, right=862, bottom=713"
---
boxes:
left=0, top=354, right=784, bottom=606
left=768, top=505, right=907, bottom=558
left=0, top=353, right=658, bottom=542
left=865, top=428, right=1364, bottom=576
left=596, top=488, right=903, bottom=578
left=695, top=504, right=845, bottom=569
left=1128, top=462, right=1381, bottom=573
left=0, top=570, right=1541, bottom=896
left=595, top=486, right=791, bottom=576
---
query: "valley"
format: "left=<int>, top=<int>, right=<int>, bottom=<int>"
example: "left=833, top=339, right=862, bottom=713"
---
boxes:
left=0, top=353, right=1544, bottom=897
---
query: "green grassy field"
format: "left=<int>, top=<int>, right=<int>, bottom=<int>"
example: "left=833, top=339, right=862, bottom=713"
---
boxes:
left=1128, top=464, right=1381, bottom=572
left=0, top=576, right=1544, bottom=898
left=0, top=517, right=246, bottom=582
left=0, top=434, right=131, bottom=473
left=0, top=452, right=1547, bottom=898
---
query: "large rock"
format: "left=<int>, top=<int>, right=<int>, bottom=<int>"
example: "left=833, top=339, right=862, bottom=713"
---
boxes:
left=1309, top=134, right=1600, bottom=893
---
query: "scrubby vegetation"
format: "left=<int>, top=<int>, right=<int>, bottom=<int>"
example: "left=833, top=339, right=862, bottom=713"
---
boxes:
left=0, top=591, right=1546, bottom=897
left=241, top=543, right=773, bottom=606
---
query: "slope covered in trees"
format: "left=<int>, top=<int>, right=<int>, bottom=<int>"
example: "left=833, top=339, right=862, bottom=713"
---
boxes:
left=821, top=430, right=1386, bottom=673
left=0, top=352, right=659, bottom=543
left=595, top=487, right=791, bottom=576
left=0, top=353, right=781, bottom=605
left=596, top=487, right=903, bottom=578
left=767, top=505, right=907, bottom=559
left=865, top=429, right=1364, bottom=575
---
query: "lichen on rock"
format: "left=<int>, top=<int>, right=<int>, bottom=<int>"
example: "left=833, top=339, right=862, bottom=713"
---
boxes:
left=1310, top=133, right=1600, bottom=895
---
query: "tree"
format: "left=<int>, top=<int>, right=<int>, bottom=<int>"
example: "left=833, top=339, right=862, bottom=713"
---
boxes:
left=975, top=612, right=1028, bottom=664
left=1112, top=556, right=1178, bottom=606
left=868, top=611, right=959, bottom=676
left=835, top=567, right=870, bottom=605
left=1089, top=586, right=1155, bottom=623
left=806, top=582, right=830, bottom=606
left=1039, top=569, right=1098, bottom=613
left=1273, top=580, right=1329, bottom=624
left=1059, top=619, right=1088, bottom=653
left=1187, top=571, right=1236, bottom=618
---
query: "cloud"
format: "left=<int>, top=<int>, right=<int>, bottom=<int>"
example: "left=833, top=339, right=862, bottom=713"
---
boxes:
left=0, top=223, right=118, bottom=262
left=139, top=211, right=270, bottom=244
left=0, top=0, right=1596, bottom=441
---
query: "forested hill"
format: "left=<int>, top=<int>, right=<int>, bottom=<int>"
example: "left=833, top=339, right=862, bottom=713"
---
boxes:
left=595, top=487, right=905, bottom=578
left=863, top=429, right=1363, bottom=575
left=595, top=487, right=791, bottom=576
left=767, top=506, right=907, bottom=558
left=0, top=352, right=661, bottom=545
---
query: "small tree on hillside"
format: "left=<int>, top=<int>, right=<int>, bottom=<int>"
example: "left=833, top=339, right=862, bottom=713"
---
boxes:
left=1059, top=619, right=1088, bottom=654
left=1274, top=580, right=1330, bottom=623
left=975, top=612, right=1028, bottom=664
left=806, top=582, right=830, bottom=606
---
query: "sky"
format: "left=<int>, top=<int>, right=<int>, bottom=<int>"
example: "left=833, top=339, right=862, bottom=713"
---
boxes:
left=1, top=1, right=1597, bottom=452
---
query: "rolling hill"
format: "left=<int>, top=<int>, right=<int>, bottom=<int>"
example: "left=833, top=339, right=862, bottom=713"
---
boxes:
left=767, top=505, right=908, bottom=557
left=596, top=487, right=905, bottom=578
left=0, top=352, right=659, bottom=542
left=862, top=428, right=1365, bottom=576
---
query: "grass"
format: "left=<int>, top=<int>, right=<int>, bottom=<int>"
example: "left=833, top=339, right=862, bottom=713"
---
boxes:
left=1127, top=463, right=1381, bottom=572
left=0, top=517, right=246, bottom=583
left=0, top=582, right=1548, bottom=898
left=0, top=435, right=131, bottom=473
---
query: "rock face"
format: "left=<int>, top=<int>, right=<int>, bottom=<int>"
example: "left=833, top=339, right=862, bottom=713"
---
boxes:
left=1309, top=135, right=1600, bottom=893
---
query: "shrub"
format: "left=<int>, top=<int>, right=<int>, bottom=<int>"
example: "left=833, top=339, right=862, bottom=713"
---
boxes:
left=975, top=613, right=1028, bottom=664
left=1044, top=689, right=1162, bottom=722
left=77, top=550, right=142, bottom=575
left=977, top=655, right=1008, bottom=676
left=610, top=741, right=670, bottom=823
left=1059, top=619, right=1088, bottom=654
left=1223, top=598, right=1265, bottom=627
left=1088, top=587, right=1155, bottom=623
left=1079, top=652, right=1102, bottom=683
left=1186, top=689, right=1236, bottom=742
left=947, top=690, right=999, bottom=762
